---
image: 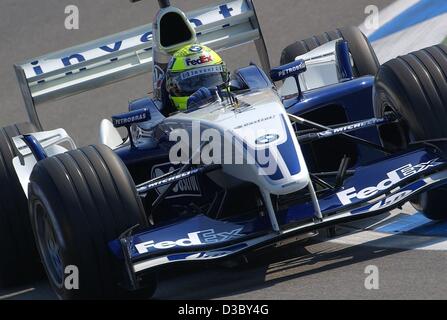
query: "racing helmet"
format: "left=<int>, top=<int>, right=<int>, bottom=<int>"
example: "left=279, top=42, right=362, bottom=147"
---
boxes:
left=165, top=44, right=228, bottom=110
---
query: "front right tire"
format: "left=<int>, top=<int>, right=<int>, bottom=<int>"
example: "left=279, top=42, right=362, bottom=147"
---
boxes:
left=280, top=26, right=380, bottom=77
left=374, top=44, right=447, bottom=220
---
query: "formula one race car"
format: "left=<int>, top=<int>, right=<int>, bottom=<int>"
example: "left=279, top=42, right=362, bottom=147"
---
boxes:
left=2, top=0, right=447, bottom=299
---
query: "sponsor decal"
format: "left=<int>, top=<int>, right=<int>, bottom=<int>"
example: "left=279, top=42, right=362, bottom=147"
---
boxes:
left=183, top=250, right=233, bottom=260
left=151, top=163, right=201, bottom=198
left=317, top=118, right=381, bottom=137
left=180, top=65, right=224, bottom=80
left=189, top=45, right=203, bottom=53
left=368, top=190, right=413, bottom=211
left=278, top=60, right=306, bottom=78
left=135, top=227, right=244, bottom=254
left=255, top=133, right=280, bottom=145
left=337, top=159, right=439, bottom=205
left=233, top=115, right=276, bottom=130
left=112, top=111, right=148, bottom=127
left=153, top=64, right=165, bottom=93
left=141, top=168, right=201, bottom=193
left=22, top=0, right=246, bottom=78
left=185, top=54, right=213, bottom=67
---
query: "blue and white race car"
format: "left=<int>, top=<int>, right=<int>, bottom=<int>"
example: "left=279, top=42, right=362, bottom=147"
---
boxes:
left=1, top=0, right=447, bottom=299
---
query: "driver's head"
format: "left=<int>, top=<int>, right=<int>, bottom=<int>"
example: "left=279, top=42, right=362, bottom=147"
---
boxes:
left=166, top=44, right=228, bottom=110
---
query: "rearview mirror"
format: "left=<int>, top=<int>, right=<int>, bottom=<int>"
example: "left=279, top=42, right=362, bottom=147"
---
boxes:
left=112, top=108, right=151, bottom=128
left=111, top=108, right=151, bottom=148
left=270, top=59, right=307, bottom=82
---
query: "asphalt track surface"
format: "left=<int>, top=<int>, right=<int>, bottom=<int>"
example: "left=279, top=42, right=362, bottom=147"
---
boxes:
left=2, top=0, right=447, bottom=300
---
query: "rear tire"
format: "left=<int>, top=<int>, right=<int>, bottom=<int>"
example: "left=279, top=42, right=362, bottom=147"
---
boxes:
left=0, top=122, right=42, bottom=287
left=374, top=44, right=447, bottom=220
left=28, top=144, right=155, bottom=299
left=280, top=26, right=379, bottom=77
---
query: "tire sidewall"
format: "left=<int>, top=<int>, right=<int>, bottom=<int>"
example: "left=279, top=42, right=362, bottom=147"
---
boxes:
left=29, top=179, right=83, bottom=300
left=28, top=146, right=155, bottom=299
left=374, top=47, right=447, bottom=220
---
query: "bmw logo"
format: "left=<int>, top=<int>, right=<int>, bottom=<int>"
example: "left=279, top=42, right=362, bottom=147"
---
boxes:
left=189, top=45, right=203, bottom=53
left=255, top=134, right=280, bottom=145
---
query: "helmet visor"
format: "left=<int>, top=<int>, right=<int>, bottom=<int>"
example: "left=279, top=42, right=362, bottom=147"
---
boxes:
left=167, top=64, right=228, bottom=97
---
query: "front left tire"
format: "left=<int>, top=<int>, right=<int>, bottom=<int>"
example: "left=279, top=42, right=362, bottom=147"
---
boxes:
left=28, top=144, right=156, bottom=299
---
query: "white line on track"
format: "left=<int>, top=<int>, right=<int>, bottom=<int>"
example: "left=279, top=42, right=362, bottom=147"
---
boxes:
left=360, top=0, right=419, bottom=37
left=371, top=13, right=447, bottom=63
left=360, top=0, right=447, bottom=62
left=0, top=288, right=35, bottom=300
left=328, top=203, right=447, bottom=251
left=330, top=230, right=447, bottom=251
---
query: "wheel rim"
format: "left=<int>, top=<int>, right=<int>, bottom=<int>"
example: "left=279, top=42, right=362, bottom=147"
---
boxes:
left=34, top=203, right=64, bottom=288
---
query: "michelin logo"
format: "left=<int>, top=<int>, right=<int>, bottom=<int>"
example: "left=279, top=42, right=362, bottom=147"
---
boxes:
left=317, top=118, right=378, bottom=137
left=337, top=159, right=439, bottom=205
left=151, top=163, right=201, bottom=198
left=135, top=228, right=244, bottom=254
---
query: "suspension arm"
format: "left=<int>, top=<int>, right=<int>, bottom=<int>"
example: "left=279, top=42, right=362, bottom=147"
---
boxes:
left=288, top=113, right=395, bottom=153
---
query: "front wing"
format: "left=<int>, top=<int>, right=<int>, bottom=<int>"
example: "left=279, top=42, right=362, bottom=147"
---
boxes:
left=109, top=147, right=447, bottom=285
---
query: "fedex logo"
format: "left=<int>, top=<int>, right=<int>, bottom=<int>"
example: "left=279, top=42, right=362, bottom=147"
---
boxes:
left=337, top=159, right=439, bottom=205
left=185, top=55, right=213, bottom=66
left=135, top=228, right=243, bottom=254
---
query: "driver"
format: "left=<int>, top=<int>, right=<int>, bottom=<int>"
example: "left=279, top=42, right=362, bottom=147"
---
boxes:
left=165, top=44, right=229, bottom=111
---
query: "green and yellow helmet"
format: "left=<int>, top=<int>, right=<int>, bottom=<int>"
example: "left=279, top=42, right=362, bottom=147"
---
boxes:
left=165, top=44, right=228, bottom=110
